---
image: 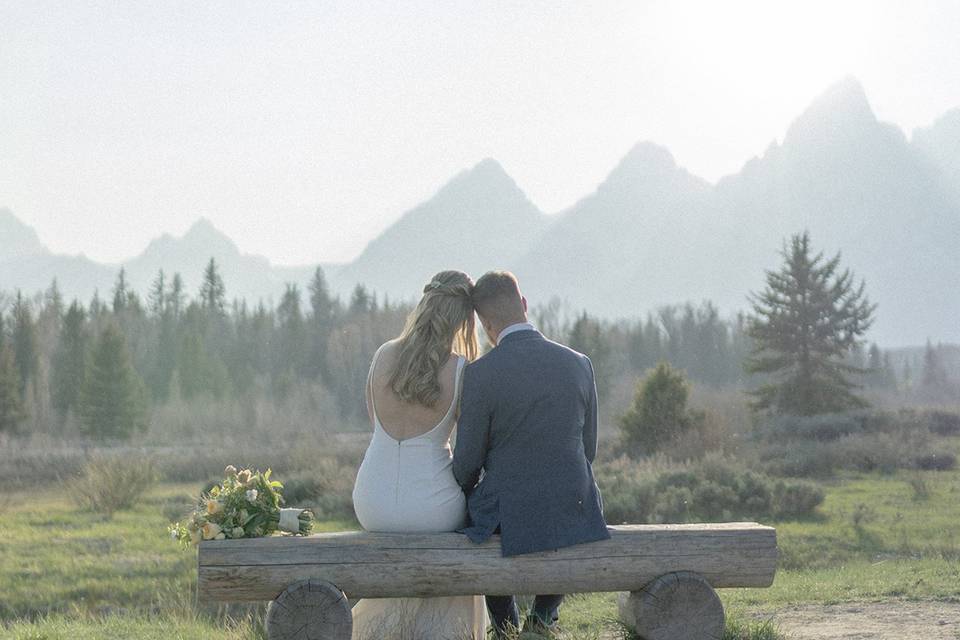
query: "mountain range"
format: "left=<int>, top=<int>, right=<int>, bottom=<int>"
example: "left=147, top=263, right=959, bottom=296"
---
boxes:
left=2, top=77, right=958, bottom=346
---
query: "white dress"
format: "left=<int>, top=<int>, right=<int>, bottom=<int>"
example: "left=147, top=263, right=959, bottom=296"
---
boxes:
left=351, top=347, right=487, bottom=640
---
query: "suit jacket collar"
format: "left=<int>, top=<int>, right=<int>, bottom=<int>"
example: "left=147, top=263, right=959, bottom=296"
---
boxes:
left=496, top=328, right=542, bottom=347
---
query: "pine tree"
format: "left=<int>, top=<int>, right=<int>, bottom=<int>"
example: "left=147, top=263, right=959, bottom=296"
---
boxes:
left=619, top=361, right=702, bottom=454
left=921, top=340, right=950, bottom=394
left=199, top=258, right=226, bottom=315
left=11, top=291, right=38, bottom=399
left=307, top=267, right=336, bottom=381
left=745, top=231, right=876, bottom=415
left=0, top=344, right=26, bottom=433
left=42, top=278, right=64, bottom=335
left=277, top=283, right=306, bottom=377
left=567, top=312, right=611, bottom=396
left=167, top=273, right=185, bottom=319
left=51, top=301, right=88, bottom=417
left=79, top=324, right=147, bottom=440
left=349, top=284, right=371, bottom=315
left=148, top=269, right=166, bottom=317
left=866, top=343, right=885, bottom=388
left=112, top=268, right=129, bottom=314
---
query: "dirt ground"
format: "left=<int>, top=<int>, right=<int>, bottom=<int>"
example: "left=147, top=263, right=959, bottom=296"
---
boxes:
left=750, top=600, right=960, bottom=639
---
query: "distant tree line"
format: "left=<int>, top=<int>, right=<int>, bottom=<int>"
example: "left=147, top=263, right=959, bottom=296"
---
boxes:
left=0, top=260, right=406, bottom=437
left=0, top=251, right=952, bottom=438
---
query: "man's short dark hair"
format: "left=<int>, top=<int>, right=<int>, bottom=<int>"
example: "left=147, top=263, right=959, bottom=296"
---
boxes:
left=472, top=271, right=522, bottom=321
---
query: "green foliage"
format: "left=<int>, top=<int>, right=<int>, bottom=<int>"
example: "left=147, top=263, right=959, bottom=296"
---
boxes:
left=11, top=291, right=38, bottom=398
left=721, top=612, right=784, bottom=640
left=567, top=312, right=612, bottom=395
left=0, top=344, right=26, bottom=433
left=69, top=455, right=158, bottom=517
left=175, top=329, right=231, bottom=400
left=746, top=231, right=876, bottom=415
left=275, top=283, right=307, bottom=389
left=619, top=361, right=703, bottom=454
left=757, top=409, right=957, bottom=478
left=771, top=480, right=825, bottom=518
left=928, top=410, right=960, bottom=436
left=79, top=324, right=147, bottom=440
left=595, top=455, right=824, bottom=524
left=50, top=300, right=89, bottom=417
left=199, top=258, right=227, bottom=315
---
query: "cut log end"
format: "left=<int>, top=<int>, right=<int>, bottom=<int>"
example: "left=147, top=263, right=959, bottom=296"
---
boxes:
left=266, top=579, right=352, bottom=640
left=618, top=571, right=725, bottom=640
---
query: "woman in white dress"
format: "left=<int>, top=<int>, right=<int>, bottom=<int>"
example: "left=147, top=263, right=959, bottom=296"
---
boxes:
left=351, top=270, right=488, bottom=640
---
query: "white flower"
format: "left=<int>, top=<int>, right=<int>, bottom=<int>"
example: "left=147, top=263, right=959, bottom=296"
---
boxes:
left=170, top=529, right=179, bottom=540
left=246, top=489, right=258, bottom=502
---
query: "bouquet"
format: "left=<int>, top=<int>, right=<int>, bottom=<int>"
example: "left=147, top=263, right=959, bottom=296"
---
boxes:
left=169, top=465, right=313, bottom=547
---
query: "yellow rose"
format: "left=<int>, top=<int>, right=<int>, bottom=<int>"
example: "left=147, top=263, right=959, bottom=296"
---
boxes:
left=202, top=522, right=223, bottom=540
left=237, top=470, right=253, bottom=485
left=206, top=500, right=223, bottom=516
left=224, top=465, right=237, bottom=476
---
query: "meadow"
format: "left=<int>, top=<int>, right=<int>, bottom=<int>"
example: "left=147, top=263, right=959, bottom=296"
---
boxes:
left=2, top=409, right=959, bottom=640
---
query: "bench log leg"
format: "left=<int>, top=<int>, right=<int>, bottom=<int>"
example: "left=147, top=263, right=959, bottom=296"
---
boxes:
left=617, top=571, right=724, bottom=640
left=265, top=578, right=352, bottom=640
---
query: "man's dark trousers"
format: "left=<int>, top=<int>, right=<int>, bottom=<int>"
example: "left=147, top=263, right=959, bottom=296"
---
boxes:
left=486, top=593, right=563, bottom=634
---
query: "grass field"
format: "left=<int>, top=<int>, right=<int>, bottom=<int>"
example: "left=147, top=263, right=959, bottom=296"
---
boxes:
left=2, top=466, right=959, bottom=639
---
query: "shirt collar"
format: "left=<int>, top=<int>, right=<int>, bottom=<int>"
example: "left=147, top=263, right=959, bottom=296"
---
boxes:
left=496, top=321, right=536, bottom=345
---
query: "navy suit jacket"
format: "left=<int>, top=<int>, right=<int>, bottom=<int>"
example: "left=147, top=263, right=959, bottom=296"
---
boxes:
left=453, top=329, right=610, bottom=557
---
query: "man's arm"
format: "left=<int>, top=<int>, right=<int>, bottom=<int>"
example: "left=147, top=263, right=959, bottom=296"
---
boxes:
left=583, top=356, right=599, bottom=464
left=452, top=364, right=491, bottom=492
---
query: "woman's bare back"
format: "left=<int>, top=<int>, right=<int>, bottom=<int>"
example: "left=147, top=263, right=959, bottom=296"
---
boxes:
left=366, top=340, right=460, bottom=441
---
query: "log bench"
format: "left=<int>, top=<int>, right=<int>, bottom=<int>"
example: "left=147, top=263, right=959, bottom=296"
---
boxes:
left=198, top=522, right=777, bottom=640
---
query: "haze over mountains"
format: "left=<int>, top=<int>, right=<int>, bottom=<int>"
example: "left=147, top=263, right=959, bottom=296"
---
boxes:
left=2, top=77, right=958, bottom=346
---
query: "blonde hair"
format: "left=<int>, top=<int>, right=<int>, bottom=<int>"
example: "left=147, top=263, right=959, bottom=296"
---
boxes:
left=389, top=270, right=479, bottom=407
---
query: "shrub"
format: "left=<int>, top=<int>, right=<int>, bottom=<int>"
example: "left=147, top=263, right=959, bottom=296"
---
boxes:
left=594, top=456, right=659, bottom=524
left=759, top=440, right=840, bottom=478
left=282, top=457, right=358, bottom=521
left=735, top=471, right=774, bottom=515
left=596, top=455, right=824, bottom=523
left=927, top=411, right=960, bottom=436
left=761, top=412, right=865, bottom=441
left=761, top=429, right=937, bottom=478
left=619, top=362, right=703, bottom=455
left=772, top=480, right=824, bottom=519
left=834, top=433, right=904, bottom=475
left=691, top=481, right=739, bottom=520
left=69, top=455, right=157, bottom=517
left=914, top=452, right=957, bottom=471
left=651, top=486, right=692, bottom=523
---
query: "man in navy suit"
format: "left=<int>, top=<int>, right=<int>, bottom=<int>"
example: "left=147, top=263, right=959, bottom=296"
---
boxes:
left=453, top=271, right=609, bottom=637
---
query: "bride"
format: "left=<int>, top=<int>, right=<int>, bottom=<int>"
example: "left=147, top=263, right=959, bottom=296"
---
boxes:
left=351, top=270, right=488, bottom=640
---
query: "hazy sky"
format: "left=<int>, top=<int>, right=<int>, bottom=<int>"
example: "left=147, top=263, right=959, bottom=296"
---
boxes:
left=2, top=1, right=960, bottom=265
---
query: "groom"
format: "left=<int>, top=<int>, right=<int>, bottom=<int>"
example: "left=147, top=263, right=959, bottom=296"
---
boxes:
left=453, top=271, right=610, bottom=637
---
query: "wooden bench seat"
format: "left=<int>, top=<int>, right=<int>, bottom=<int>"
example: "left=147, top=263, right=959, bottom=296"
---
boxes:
left=199, top=522, right=777, bottom=639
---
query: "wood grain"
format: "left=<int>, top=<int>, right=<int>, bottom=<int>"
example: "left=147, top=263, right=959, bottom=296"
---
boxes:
left=618, top=571, right=725, bottom=640
left=265, top=578, right=352, bottom=640
left=198, top=523, right=776, bottom=602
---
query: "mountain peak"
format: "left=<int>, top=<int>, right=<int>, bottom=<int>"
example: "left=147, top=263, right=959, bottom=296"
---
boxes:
left=184, top=216, right=223, bottom=240
left=783, top=76, right=877, bottom=147
left=600, top=141, right=679, bottom=191
left=0, top=207, right=47, bottom=261
left=434, top=157, right=525, bottom=204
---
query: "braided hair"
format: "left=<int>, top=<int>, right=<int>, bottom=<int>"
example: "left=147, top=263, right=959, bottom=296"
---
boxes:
left=388, top=270, right=479, bottom=407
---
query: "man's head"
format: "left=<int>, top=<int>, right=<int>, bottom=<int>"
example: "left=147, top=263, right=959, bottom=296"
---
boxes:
left=471, top=270, right=528, bottom=344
